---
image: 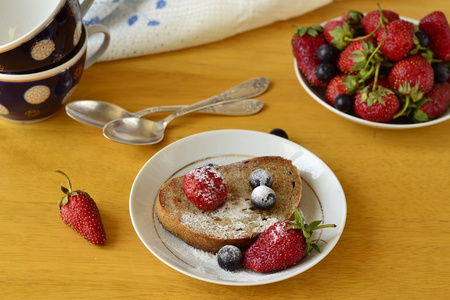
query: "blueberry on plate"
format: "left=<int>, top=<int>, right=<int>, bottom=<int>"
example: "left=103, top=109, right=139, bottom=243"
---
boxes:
left=251, top=185, right=276, bottom=210
left=269, top=128, right=288, bottom=139
left=249, top=169, right=273, bottom=189
left=204, top=162, right=219, bottom=168
left=217, top=245, right=243, bottom=271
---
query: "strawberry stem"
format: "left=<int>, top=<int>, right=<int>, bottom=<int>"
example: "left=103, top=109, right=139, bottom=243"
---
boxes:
left=394, top=95, right=410, bottom=118
left=287, top=208, right=336, bottom=255
left=56, top=170, right=73, bottom=207
left=56, top=170, right=72, bottom=193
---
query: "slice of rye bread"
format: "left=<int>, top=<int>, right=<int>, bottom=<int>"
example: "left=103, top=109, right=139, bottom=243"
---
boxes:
left=155, top=156, right=302, bottom=253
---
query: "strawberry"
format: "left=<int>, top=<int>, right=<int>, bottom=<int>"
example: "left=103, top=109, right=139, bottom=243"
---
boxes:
left=377, top=19, right=415, bottom=61
left=419, top=11, right=450, bottom=62
left=323, top=19, right=355, bottom=50
left=56, top=171, right=106, bottom=245
left=337, top=40, right=376, bottom=75
left=325, top=74, right=353, bottom=105
left=361, top=9, right=400, bottom=40
left=182, top=166, right=227, bottom=211
left=354, top=86, right=400, bottom=122
left=388, top=54, right=434, bottom=103
left=243, top=208, right=336, bottom=273
left=341, top=10, right=364, bottom=35
left=292, top=25, right=328, bottom=88
left=412, top=82, right=450, bottom=122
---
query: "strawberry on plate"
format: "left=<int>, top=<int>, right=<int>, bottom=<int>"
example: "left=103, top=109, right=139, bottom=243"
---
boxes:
left=56, top=170, right=106, bottom=246
left=243, top=208, right=336, bottom=273
left=183, top=166, right=228, bottom=211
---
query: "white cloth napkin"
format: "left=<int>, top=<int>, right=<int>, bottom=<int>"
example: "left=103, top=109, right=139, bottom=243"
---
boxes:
left=83, top=0, right=333, bottom=61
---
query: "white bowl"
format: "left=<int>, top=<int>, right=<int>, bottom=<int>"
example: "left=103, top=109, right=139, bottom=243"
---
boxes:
left=294, top=16, right=450, bottom=130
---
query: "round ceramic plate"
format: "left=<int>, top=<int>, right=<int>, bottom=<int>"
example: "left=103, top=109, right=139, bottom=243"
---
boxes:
left=129, top=129, right=347, bottom=286
left=294, top=17, right=450, bottom=130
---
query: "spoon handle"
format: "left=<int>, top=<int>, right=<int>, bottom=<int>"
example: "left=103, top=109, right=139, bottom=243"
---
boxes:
left=162, top=77, right=270, bottom=124
left=133, top=99, right=264, bottom=117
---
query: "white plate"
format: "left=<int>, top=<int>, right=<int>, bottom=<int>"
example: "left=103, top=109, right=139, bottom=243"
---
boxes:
left=130, top=129, right=347, bottom=286
left=294, top=17, right=450, bottom=130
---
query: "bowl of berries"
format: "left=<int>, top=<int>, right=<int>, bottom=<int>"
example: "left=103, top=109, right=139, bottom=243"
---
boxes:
left=293, top=6, right=450, bottom=129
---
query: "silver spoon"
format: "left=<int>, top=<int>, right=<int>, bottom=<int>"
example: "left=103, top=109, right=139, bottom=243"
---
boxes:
left=66, top=99, right=264, bottom=128
left=103, top=77, right=269, bottom=145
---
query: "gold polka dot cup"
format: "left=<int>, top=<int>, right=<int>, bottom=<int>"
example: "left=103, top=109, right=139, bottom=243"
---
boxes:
left=0, top=24, right=110, bottom=123
left=0, top=0, right=94, bottom=72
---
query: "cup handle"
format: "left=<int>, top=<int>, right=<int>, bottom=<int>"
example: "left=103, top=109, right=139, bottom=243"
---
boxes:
left=85, top=24, right=111, bottom=69
left=80, top=0, right=95, bottom=18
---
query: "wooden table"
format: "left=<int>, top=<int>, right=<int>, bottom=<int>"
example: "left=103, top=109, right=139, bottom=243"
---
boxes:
left=2, top=1, right=449, bottom=298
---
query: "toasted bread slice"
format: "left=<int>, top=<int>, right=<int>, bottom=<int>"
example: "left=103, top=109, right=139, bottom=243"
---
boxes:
left=155, top=156, right=302, bottom=253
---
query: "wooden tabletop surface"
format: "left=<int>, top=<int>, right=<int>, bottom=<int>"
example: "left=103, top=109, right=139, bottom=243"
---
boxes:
left=2, top=0, right=449, bottom=299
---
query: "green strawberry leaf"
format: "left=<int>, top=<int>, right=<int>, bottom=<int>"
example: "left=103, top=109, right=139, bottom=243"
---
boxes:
left=412, top=109, right=430, bottom=122
left=310, top=243, right=322, bottom=254
left=307, top=220, right=323, bottom=231
left=61, top=186, right=69, bottom=195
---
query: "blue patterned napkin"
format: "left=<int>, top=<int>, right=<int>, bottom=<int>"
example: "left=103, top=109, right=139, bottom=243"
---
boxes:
left=83, top=0, right=332, bottom=61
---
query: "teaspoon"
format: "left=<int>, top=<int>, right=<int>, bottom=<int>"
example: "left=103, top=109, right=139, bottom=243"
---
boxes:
left=103, top=77, right=269, bottom=145
left=66, top=99, right=264, bottom=128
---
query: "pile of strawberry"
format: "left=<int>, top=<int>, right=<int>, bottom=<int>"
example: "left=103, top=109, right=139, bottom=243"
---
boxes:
left=292, top=6, right=450, bottom=124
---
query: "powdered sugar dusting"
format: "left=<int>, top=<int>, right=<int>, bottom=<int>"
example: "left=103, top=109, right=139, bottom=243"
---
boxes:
left=181, top=195, right=279, bottom=239
left=158, top=218, right=285, bottom=283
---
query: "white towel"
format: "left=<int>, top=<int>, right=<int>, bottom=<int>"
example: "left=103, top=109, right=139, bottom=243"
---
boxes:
left=83, top=0, right=333, bottom=61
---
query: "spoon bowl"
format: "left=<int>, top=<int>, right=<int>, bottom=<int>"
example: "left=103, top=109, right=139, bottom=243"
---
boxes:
left=103, top=117, right=166, bottom=145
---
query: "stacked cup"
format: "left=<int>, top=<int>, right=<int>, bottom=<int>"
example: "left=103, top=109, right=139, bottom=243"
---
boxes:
left=0, top=0, right=110, bottom=123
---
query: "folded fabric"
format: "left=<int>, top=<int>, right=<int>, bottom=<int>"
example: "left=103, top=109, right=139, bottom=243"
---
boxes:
left=83, top=0, right=333, bottom=61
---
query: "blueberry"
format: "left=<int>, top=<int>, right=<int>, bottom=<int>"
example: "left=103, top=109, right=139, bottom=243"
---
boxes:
left=217, top=245, right=243, bottom=271
left=204, top=163, right=219, bottom=168
left=432, top=62, right=450, bottom=83
left=415, top=30, right=430, bottom=47
left=316, top=44, right=339, bottom=63
left=251, top=185, right=276, bottom=210
left=249, top=169, right=273, bottom=189
left=270, top=128, right=288, bottom=139
left=334, top=94, right=353, bottom=113
left=316, top=63, right=339, bottom=82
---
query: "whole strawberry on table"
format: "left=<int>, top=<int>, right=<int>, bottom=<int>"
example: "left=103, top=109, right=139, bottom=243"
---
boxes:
left=56, top=170, right=106, bottom=246
left=292, top=5, right=450, bottom=124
